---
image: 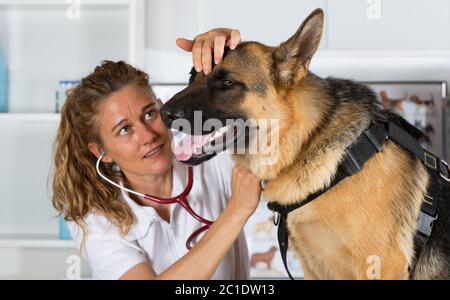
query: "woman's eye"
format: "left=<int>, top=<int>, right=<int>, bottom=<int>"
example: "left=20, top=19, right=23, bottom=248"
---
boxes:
left=119, top=126, right=130, bottom=136
left=145, top=110, right=156, bottom=121
left=223, top=80, right=233, bottom=87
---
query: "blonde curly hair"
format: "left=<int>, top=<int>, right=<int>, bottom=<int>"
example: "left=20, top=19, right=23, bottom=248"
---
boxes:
left=51, top=60, right=153, bottom=241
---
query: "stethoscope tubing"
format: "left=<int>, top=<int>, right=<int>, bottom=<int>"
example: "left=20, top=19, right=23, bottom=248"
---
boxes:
left=96, top=153, right=214, bottom=249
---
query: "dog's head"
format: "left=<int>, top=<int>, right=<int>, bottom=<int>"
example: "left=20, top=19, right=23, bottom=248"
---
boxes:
left=160, top=9, right=324, bottom=172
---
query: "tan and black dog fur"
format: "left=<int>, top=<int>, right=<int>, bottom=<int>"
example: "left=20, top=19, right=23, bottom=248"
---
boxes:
left=160, top=9, right=450, bottom=279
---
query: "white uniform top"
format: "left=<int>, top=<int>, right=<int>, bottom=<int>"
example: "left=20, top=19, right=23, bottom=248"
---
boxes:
left=68, top=152, right=249, bottom=280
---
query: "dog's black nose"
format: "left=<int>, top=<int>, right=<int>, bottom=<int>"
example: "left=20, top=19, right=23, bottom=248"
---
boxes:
left=160, top=105, right=185, bottom=128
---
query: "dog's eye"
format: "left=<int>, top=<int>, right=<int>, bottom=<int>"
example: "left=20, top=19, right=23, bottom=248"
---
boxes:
left=223, top=80, right=234, bottom=87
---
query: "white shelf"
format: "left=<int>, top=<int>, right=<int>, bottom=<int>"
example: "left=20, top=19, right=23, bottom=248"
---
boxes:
left=0, top=0, right=128, bottom=5
left=0, top=234, right=75, bottom=248
left=0, top=113, right=60, bottom=122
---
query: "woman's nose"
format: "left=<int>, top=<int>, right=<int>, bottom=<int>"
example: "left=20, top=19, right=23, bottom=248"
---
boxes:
left=135, top=123, right=157, bottom=145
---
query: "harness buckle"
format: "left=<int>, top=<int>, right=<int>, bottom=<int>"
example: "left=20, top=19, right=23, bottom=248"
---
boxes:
left=363, top=126, right=383, bottom=152
left=423, top=193, right=434, bottom=206
left=439, top=160, right=450, bottom=182
left=343, top=149, right=362, bottom=176
left=417, top=211, right=438, bottom=238
left=424, top=152, right=438, bottom=170
left=273, top=212, right=281, bottom=226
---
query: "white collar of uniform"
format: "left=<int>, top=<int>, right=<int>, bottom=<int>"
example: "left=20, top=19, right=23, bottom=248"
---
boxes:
left=119, top=156, right=200, bottom=205
left=119, top=156, right=200, bottom=240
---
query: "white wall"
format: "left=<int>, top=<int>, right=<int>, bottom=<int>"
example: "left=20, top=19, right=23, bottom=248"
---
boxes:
left=141, top=0, right=450, bottom=83
left=327, top=0, right=450, bottom=50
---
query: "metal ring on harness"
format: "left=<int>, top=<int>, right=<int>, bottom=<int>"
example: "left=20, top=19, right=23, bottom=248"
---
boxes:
left=273, top=211, right=281, bottom=226
left=439, top=160, right=450, bottom=182
left=260, top=180, right=267, bottom=190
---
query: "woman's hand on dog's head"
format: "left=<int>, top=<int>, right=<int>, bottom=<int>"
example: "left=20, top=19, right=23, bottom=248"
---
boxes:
left=176, top=28, right=241, bottom=75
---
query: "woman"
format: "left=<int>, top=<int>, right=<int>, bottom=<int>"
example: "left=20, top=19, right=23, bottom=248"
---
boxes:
left=52, top=29, right=262, bottom=280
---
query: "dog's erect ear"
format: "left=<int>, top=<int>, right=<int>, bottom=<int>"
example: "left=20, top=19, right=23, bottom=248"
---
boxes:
left=272, top=8, right=324, bottom=87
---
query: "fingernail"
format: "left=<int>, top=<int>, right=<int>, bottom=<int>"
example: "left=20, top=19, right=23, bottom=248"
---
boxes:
left=214, top=59, right=219, bottom=65
left=195, top=66, right=201, bottom=72
left=230, top=44, right=236, bottom=50
left=204, top=69, right=210, bottom=75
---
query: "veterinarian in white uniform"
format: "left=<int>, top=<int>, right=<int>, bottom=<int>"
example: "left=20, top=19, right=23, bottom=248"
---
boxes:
left=68, top=152, right=249, bottom=280
left=52, top=28, right=262, bottom=280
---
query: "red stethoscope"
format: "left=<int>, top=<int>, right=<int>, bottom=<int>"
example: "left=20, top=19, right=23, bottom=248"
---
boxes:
left=96, top=153, right=213, bottom=250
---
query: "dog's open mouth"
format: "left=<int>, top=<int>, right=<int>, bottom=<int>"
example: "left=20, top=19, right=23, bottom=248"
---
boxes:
left=170, top=124, right=242, bottom=162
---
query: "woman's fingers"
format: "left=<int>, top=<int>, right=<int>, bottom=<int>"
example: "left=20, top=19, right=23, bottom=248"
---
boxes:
left=175, top=37, right=194, bottom=52
left=213, top=35, right=226, bottom=65
left=191, top=36, right=204, bottom=72
left=201, top=39, right=213, bottom=75
left=228, top=29, right=241, bottom=50
left=177, top=28, right=242, bottom=75
left=176, top=36, right=203, bottom=72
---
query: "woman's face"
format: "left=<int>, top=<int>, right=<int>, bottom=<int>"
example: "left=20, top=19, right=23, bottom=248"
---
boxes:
left=93, top=84, right=173, bottom=177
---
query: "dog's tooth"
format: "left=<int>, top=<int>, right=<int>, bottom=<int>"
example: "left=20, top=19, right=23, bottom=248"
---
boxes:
left=216, top=127, right=227, bottom=137
left=206, top=132, right=215, bottom=143
left=194, top=146, right=203, bottom=155
left=225, top=125, right=233, bottom=134
left=171, top=129, right=186, bottom=144
left=211, top=131, right=220, bottom=140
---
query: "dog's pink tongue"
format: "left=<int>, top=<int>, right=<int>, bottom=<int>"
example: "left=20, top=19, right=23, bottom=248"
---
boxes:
left=173, top=132, right=212, bottom=161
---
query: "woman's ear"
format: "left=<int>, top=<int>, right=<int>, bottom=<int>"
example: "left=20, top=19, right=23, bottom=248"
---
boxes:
left=88, top=142, right=112, bottom=163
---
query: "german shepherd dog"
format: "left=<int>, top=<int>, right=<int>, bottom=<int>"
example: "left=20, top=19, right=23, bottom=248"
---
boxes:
left=160, top=9, right=450, bottom=279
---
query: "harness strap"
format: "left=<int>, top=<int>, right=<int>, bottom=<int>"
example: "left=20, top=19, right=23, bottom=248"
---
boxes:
left=268, top=121, right=388, bottom=279
left=276, top=214, right=294, bottom=280
left=409, top=169, right=440, bottom=276
left=387, top=122, right=443, bottom=277
left=388, top=122, right=450, bottom=184
left=267, top=120, right=446, bottom=279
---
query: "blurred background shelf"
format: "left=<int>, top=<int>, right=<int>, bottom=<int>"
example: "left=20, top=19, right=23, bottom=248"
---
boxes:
left=0, top=113, right=60, bottom=122
left=0, top=234, right=74, bottom=248
left=0, top=0, right=128, bottom=6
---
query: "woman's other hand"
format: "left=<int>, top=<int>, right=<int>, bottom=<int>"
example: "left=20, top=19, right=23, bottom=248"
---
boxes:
left=176, top=28, right=241, bottom=75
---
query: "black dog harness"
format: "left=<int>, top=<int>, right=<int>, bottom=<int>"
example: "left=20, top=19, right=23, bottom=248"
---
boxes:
left=267, top=120, right=450, bottom=279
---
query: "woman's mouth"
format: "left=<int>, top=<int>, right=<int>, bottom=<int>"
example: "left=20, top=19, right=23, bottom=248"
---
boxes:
left=143, top=144, right=164, bottom=159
